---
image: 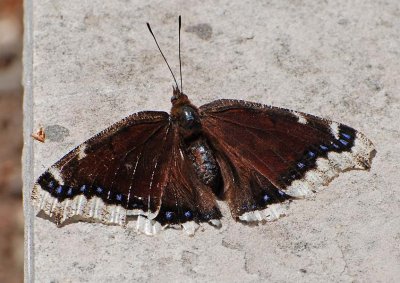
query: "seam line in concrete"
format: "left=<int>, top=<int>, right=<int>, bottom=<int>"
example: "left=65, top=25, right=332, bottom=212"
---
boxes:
left=23, top=0, right=35, bottom=282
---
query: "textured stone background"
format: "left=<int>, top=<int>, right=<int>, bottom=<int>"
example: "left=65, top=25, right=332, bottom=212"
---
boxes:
left=0, top=1, right=24, bottom=283
left=24, top=0, right=400, bottom=282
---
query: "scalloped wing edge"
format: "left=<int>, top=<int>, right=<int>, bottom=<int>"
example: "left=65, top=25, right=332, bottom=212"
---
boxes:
left=284, top=131, right=375, bottom=198
left=32, top=183, right=217, bottom=236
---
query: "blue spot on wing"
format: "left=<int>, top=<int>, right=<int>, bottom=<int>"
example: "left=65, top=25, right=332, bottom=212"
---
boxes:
left=116, top=194, right=122, bottom=201
left=184, top=211, right=192, bottom=218
left=339, top=139, right=349, bottom=146
left=80, top=185, right=87, bottom=192
left=307, top=151, right=316, bottom=158
left=341, top=133, right=351, bottom=140
left=297, top=162, right=305, bottom=169
left=56, top=186, right=63, bottom=194
left=320, top=145, right=328, bottom=151
left=165, top=211, right=174, bottom=220
left=67, top=187, right=73, bottom=196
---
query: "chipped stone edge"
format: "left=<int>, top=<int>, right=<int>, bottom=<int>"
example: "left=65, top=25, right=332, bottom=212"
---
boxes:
left=22, top=0, right=35, bottom=281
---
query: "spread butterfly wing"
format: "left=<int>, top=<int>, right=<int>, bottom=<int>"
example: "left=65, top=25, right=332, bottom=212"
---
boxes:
left=32, top=110, right=222, bottom=234
left=153, top=129, right=222, bottom=233
left=199, top=99, right=375, bottom=221
left=32, top=111, right=174, bottom=226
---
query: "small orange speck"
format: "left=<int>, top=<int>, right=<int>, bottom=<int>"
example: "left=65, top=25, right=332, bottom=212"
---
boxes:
left=31, top=126, right=45, bottom=143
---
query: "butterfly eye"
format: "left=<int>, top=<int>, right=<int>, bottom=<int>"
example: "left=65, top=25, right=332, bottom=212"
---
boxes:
left=171, top=96, right=178, bottom=102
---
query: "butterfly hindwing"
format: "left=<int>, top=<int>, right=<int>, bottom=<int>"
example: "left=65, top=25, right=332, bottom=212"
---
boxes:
left=155, top=129, right=222, bottom=231
left=199, top=99, right=375, bottom=221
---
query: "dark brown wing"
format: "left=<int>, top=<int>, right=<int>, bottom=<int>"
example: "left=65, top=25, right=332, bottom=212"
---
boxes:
left=199, top=99, right=375, bottom=221
left=32, top=111, right=221, bottom=234
left=154, top=128, right=222, bottom=228
left=32, top=111, right=173, bottom=226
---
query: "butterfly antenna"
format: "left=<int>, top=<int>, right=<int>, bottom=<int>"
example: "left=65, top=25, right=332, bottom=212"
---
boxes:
left=146, top=22, right=180, bottom=91
left=178, top=15, right=183, bottom=93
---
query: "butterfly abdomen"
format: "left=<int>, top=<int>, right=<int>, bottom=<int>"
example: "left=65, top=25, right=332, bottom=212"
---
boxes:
left=171, top=95, right=224, bottom=198
left=186, top=138, right=222, bottom=193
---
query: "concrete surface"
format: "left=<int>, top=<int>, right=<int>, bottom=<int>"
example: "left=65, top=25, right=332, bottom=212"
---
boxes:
left=23, top=0, right=400, bottom=282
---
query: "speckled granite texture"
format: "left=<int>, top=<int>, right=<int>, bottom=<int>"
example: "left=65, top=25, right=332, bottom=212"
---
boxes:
left=24, top=0, right=400, bottom=282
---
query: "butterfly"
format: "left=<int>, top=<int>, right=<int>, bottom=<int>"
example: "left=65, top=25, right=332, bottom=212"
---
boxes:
left=31, top=16, right=375, bottom=236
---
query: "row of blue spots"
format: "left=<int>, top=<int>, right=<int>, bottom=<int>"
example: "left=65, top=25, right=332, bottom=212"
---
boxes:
left=165, top=210, right=193, bottom=221
left=54, top=185, right=73, bottom=196
left=306, top=136, right=351, bottom=162
left=51, top=183, right=125, bottom=203
left=285, top=131, right=354, bottom=185
left=320, top=137, right=351, bottom=153
left=94, top=187, right=124, bottom=203
left=338, top=131, right=352, bottom=147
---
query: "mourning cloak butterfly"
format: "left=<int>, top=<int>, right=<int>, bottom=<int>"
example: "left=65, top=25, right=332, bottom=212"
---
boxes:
left=31, top=16, right=375, bottom=235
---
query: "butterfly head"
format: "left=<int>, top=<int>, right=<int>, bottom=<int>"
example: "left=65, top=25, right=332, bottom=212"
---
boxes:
left=171, top=85, right=188, bottom=105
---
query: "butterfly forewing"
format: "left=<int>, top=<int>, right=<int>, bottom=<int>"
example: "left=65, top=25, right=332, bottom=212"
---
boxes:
left=200, top=99, right=375, bottom=220
left=32, top=111, right=173, bottom=225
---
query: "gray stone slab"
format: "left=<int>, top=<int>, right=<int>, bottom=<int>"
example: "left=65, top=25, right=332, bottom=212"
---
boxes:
left=24, top=0, right=400, bottom=282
